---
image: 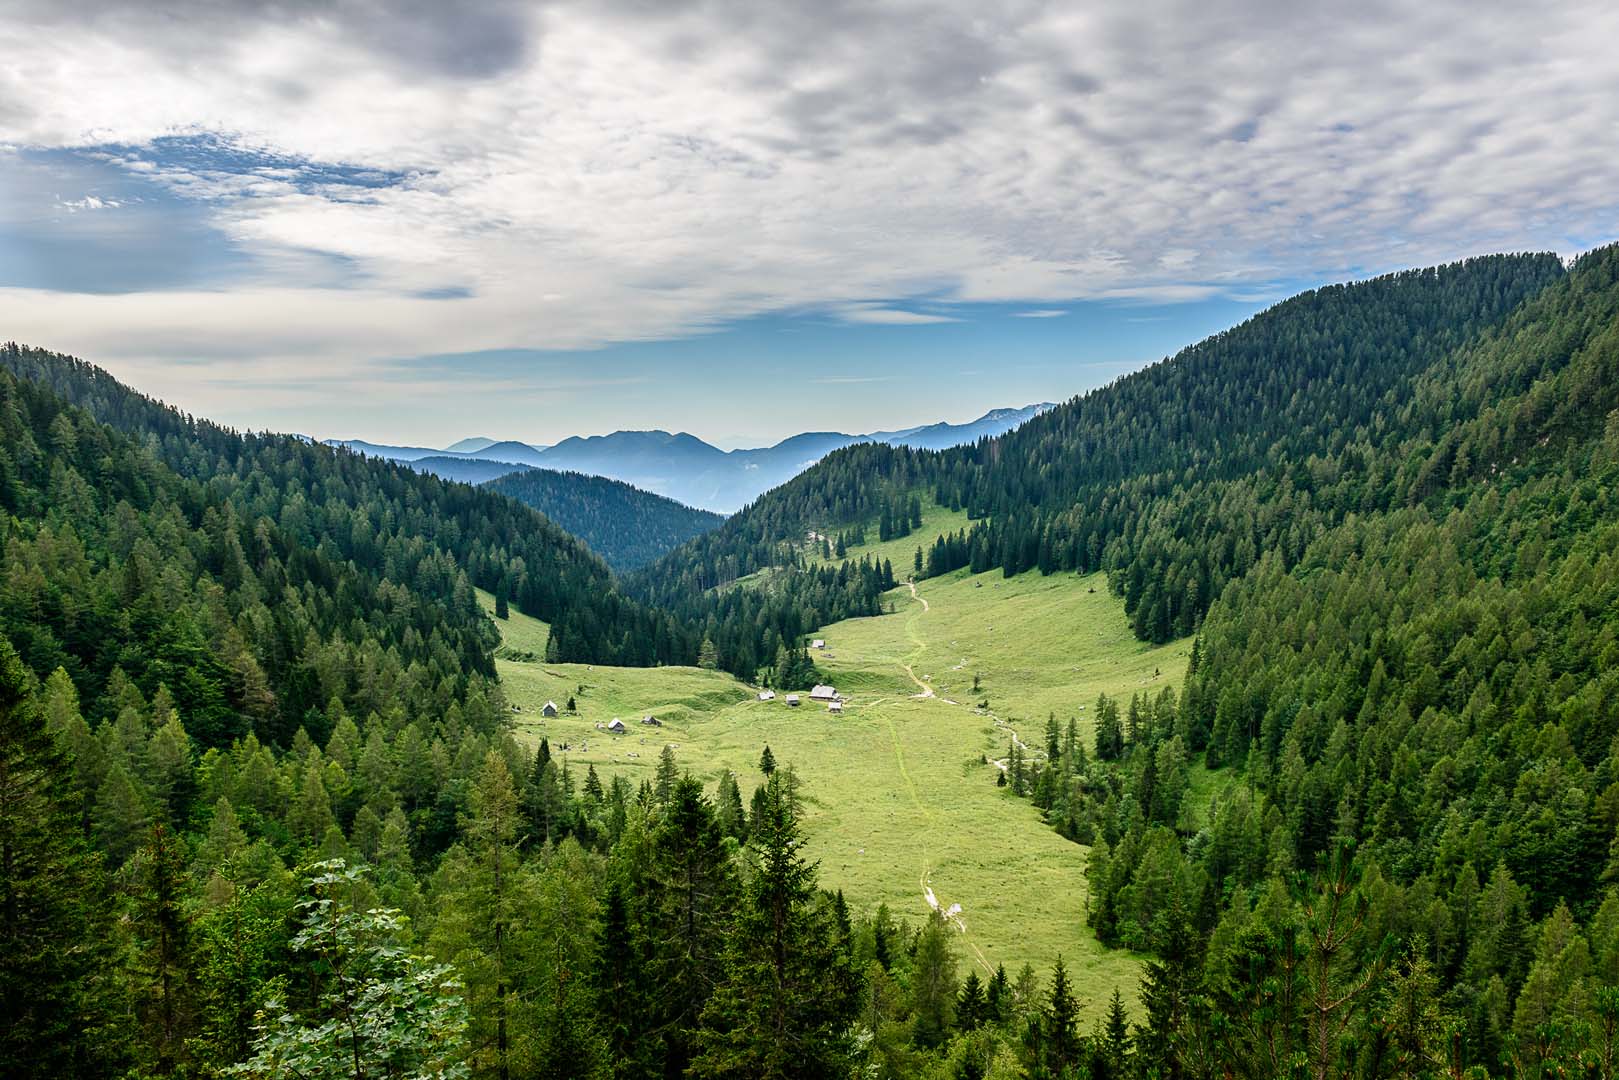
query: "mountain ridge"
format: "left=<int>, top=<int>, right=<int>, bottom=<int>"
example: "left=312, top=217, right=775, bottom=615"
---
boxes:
left=326, top=402, right=1054, bottom=511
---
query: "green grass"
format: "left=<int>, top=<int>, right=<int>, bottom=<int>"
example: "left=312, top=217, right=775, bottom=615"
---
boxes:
left=714, top=499, right=972, bottom=598
left=815, top=569, right=1190, bottom=746
left=476, top=588, right=550, bottom=658
left=488, top=564, right=1192, bottom=1012
left=805, top=497, right=975, bottom=574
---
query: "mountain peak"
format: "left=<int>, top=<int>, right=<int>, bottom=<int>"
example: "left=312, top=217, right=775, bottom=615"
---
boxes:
left=444, top=436, right=497, bottom=454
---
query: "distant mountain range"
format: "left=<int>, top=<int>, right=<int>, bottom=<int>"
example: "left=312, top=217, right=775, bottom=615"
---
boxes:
left=326, top=403, right=1053, bottom=512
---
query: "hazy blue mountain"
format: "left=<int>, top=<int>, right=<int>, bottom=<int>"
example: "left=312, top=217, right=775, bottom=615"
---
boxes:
left=324, top=436, right=549, bottom=465
left=406, top=456, right=537, bottom=485
left=872, top=403, right=1055, bottom=450
left=330, top=438, right=449, bottom=461
left=467, top=439, right=550, bottom=467
left=331, top=403, right=1052, bottom=512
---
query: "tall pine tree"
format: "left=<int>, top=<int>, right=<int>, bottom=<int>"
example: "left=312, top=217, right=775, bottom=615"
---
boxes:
left=0, top=637, right=127, bottom=1078
left=689, top=771, right=857, bottom=1078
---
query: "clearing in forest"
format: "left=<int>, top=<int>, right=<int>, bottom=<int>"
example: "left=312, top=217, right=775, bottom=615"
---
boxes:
left=480, top=552, right=1187, bottom=1011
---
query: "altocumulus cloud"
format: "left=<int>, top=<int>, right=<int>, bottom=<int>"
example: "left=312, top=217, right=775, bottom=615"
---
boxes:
left=1, top=0, right=1618, bottom=412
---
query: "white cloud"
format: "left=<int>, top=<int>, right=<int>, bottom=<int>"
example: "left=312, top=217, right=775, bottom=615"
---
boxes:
left=837, top=305, right=962, bottom=325
left=0, top=0, right=1616, bottom=405
left=58, top=194, right=122, bottom=211
left=1012, top=309, right=1067, bottom=318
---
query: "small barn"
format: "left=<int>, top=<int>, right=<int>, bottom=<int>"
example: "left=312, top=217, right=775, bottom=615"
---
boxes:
left=828, top=700, right=844, bottom=713
left=812, top=639, right=826, bottom=649
left=606, top=718, right=627, bottom=734
left=758, top=690, right=776, bottom=701
left=785, top=694, right=801, bottom=707
left=809, top=684, right=838, bottom=701
left=541, top=700, right=559, bottom=717
left=640, top=715, right=662, bottom=727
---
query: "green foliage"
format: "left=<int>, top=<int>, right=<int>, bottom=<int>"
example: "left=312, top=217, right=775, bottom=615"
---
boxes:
left=12, top=243, right=1619, bottom=1079
left=229, top=860, right=470, bottom=1080
left=911, top=911, right=959, bottom=1049
left=689, top=771, right=859, bottom=1078
left=0, top=636, right=127, bottom=1078
left=632, top=252, right=1564, bottom=661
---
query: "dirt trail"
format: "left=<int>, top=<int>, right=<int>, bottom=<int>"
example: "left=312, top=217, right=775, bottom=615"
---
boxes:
left=888, top=578, right=993, bottom=972
left=987, top=724, right=1038, bottom=773
left=901, top=580, right=935, bottom=697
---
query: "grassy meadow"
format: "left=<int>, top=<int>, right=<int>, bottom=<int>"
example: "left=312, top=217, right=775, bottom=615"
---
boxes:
left=481, top=520, right=1192, bottom=1010
left=804, top=498, right=976, bottom=572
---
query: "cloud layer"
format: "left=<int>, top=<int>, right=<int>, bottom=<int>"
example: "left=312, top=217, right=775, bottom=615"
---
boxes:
left=2, top=0, right=1617, bottom=430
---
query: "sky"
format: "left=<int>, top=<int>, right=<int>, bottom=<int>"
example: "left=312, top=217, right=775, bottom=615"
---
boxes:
left=2, top=1, right=1617, bottom=449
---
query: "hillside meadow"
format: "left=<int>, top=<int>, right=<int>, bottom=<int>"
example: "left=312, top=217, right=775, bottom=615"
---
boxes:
left=482, top=556, right=1188, bottom=1010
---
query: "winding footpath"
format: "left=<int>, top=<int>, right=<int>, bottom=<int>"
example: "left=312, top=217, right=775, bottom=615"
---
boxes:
left=886, top=578, right=992, bottom=973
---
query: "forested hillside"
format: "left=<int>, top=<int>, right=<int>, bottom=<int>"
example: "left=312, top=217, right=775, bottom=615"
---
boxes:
left=0, top=348, right=866, bottom=1078
left=484, top=467, right=725, bottom=571
left=631, top=252, right=1566, bottom=677
left=0, top=345, right=695, bottom=669
left=0, top=359, right=508, bottom=747
left=980, top=244, right=1619, bottom=1074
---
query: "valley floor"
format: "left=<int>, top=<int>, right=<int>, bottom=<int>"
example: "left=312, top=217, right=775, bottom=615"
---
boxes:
left=480, top=565, right=1187, bottom=1011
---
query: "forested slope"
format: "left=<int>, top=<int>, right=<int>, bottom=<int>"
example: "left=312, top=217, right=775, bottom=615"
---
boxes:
left=0, top=359, right=507, bottom=747
left=0, top=350, right=860, bottom=1078
left=979, top=244, right=1619, bottom=1073
left=484, top=467, right=725, bottom=571
left=631, top=252, right=1566, bottom=676
left=0, top=345, right=696, bottom=668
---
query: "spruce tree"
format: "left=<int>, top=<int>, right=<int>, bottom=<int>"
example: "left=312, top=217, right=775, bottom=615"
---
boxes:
left=1138, top=897, right=1200, bottom=1080
left=958, top=970, right=988, bottom=1032
left=715, top=771, right=748, bottom=843
left=461, top=751, right=524, bottom=1080
left=872, top=903, right=894, bottom=971
left=130, top=822, right=197, bottom=1075
left=987, top=963, right=1010, bottom=1022
left=1023, top=956, right=1081, bottom=1079
left=0, top=638, right=126, bottom=1078
left=595, top=879, right=649, bottom=1079
left=645, top=776, right=740, bottom=1076
left=912, top=910, right=959, bottom=1048
left=1096, top=989, right=1131, bottom=1079
left=654, top=744, right=680, bottom=808
left=689, top=772, right=856, bottom=1078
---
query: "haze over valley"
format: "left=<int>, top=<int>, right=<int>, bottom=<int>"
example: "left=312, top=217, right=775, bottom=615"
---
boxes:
left=328, top=402, right=1053, bottom=512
